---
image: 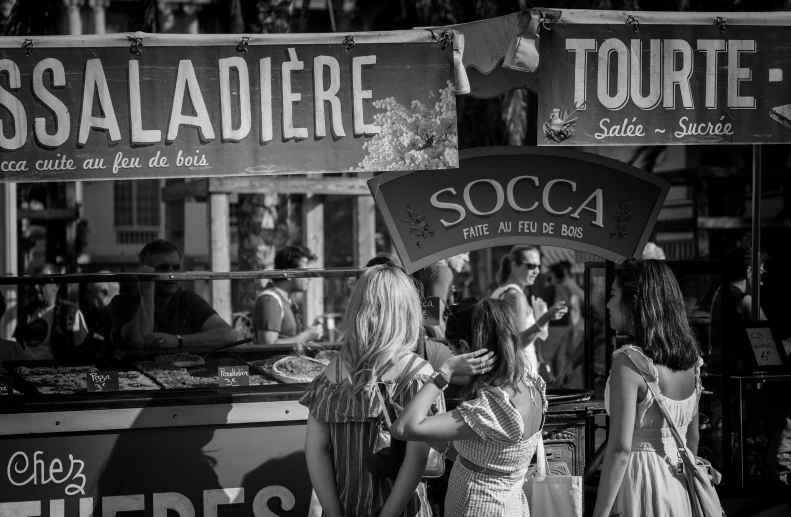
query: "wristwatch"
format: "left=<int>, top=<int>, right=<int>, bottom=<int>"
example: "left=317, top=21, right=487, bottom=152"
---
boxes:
left=176, top=335, right=184, bottom=349
left=429, top=370, right=450, bottom=391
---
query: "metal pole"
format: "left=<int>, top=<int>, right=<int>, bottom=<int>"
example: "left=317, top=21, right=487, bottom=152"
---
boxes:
left=751, top=145, right=762, bottom=320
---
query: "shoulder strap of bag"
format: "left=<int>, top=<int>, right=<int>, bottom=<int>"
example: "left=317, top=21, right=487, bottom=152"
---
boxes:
left=394, top=354, right=430, bottom=397
left=621, top=353, right=693, bottom=459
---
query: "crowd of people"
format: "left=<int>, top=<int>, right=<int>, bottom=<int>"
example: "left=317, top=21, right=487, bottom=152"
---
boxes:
left=299, top=256, right=718, bottom=517
left=2, top=237, right=789, bottom=515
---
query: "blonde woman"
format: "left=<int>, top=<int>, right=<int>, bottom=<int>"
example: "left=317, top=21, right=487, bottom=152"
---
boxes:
left=492, top=245, right=568, bottom=374
left=300, top=264, right=484, bottom=517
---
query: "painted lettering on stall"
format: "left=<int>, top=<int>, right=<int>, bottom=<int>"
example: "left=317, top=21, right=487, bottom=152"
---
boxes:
left=7, top=451, right=86, bottom=496
left=0, top=50, right=380, bottom=152
left=0, top=486, right=296, bottom=517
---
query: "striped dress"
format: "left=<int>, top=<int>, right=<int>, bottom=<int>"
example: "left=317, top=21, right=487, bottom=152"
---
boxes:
left=299, top=356, right=445, bottom=517
left=446, top=375, right=547, bottom=517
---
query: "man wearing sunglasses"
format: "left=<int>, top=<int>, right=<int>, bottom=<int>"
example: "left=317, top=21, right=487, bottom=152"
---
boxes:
left=724, top=245, right=768, bottom=322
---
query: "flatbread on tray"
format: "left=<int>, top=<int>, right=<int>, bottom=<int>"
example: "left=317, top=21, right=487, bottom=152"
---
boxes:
left=155, top=352, right=205, bottom=368
left=314, top=350, right=338, bottom=365
left=269, top=356, right=327, bottom=384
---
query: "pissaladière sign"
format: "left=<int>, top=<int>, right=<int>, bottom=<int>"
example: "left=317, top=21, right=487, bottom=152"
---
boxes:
left=538, top=23, right=791, bottom=145
left=0, top=32, right=458, bottom=182
left=369, top=147, right=670, bottom=273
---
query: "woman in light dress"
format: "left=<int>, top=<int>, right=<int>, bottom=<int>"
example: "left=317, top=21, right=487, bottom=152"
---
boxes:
left=391, top=298, right=546, bottom=517
left=301, top=264, right=483, bottom=517
left=491, top=245, right=567, bottom=374
left=593, top=258, right=703, bottom=517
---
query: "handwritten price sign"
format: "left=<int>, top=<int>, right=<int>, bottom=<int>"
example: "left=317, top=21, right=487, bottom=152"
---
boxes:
left=422, top=297, right=444, bottom=327
left=0, top=376, right=13, bottom=396
left=746, top=328, right=783, bottom=367
left=87, top=372, right=119, bottom=392
left=218, top=366, right=249, bottom=387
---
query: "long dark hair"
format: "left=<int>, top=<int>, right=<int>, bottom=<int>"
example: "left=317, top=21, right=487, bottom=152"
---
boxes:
left=446, top=298, right=526, bottom=400
left=498, top=245, right=539, bottom=285
left=614, top=259, right=699, bottom=371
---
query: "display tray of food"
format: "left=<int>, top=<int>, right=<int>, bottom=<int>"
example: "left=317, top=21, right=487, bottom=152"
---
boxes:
left=6, top=360, right=162, bottom=396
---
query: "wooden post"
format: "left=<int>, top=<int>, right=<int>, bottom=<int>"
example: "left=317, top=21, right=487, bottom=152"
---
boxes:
left=303, top=190, right=324, bottom=326
left=0, top=184, right=17, bottom=340
left=207, top=193, right=232, bottom=324
left=353, top=172, right=376, bottom=266
left=89, top=0, right=109, bottom=35
left=64, top=0, right=83, bottom=36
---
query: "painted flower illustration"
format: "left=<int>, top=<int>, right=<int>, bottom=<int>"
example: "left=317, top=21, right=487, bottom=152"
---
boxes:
left=351, top=81, right=458, bottom=172
left=404, top=203, right=434, bottom=248
left=610, top=195, right=636, bottom=240
left=543, top=103, right=582, bottom=143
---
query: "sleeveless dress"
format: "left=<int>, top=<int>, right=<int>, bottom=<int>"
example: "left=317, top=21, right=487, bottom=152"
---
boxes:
left=604, top=345, right=704, bottom=517
left=299, top=354, right=445, bottom=517
left=445, top=374, right=547, bottom=517
left=491, top=284, right=548, bottom=374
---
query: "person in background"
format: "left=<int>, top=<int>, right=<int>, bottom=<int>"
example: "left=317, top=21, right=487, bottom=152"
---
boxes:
left=491, top=245, right=567, bottom=375
left=641, top=242, right=666, bottom=260
left=301, top=264, right=462, bottom=517
left=0, top=289, right=29, bottom=372
left=83, top=273, right=119, bottom=357
left=592, top=259, right=703, bottom=517
left=537, top=262, right=580, bottom=388
left=110, top=240, right=234, bottom=349
left=413, top=253, right=470, bottom=339
left=253, top=245, right=323, bottom=346
left=391, top=298, right=542, bottom=517
left=412, top=253, right=469, bottom=306
left=768, top=403, right=791, bottom=510
left=724, top=245, right=768, bottom=322
left=14, top=263, right=89, bottom=361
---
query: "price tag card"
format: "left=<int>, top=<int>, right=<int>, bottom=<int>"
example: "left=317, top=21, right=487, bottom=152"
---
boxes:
left=422, top=297, right=445, bottom=327
left=746, top=327, right=783, bottom=367
left=87, top=372, right=120, bottom=392
left=0, top=376, right=13, bottom=396
left=218, top=366, right=249, bottom=387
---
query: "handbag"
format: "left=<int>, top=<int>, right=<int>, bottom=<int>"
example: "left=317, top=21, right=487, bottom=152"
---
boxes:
left=368, top=355, right=446, bottom=479
left=630, top=358, right=726, bottom=517
left=523, top=433, right=583, bottom=517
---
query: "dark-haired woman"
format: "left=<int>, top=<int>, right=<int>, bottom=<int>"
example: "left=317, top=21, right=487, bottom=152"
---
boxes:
left=391, top=298, right=546, bottom=517
left=492, top=245, right=567, bottom=375
left=592, top=259, right=703, bottom=517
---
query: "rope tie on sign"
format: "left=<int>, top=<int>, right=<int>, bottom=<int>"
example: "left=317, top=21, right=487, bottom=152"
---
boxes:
left=626, top=15, right=639, bottom=33
left=714, top=17, right=727, bottom=33
left=343, top=35, right=355, bottom=52
left=237, top=37, right=250, bottom=54
left=22, top=39, right=33, bottom=56
left=129, top=37, right=144, bottom=56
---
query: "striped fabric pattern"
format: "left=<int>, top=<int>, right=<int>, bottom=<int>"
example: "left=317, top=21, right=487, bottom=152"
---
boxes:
left=446, top=376, right=547, bottom=517
left=299, top=359, right=444, bottom=517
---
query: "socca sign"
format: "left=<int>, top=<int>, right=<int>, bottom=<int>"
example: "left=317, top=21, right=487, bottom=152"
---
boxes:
left=369, top=147, right=670, bottom=273
left=0, top=32, right=458, bottom=182
left=538, top=23, right=791, bottom=145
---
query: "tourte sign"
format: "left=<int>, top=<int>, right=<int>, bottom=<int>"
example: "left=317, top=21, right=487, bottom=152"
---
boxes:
left=0, top=32, right=458, bottom=182
left=538, top=24, right=791, bottom=145
left=370, top=147, right=670, bottom=273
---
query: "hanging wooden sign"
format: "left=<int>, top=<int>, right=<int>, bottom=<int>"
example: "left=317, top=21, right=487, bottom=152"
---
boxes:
left=370, top=147, right=670, bottom=273
left=538, top=22, right=791, bottom=145
left=0, top=32, right=459, bottom=182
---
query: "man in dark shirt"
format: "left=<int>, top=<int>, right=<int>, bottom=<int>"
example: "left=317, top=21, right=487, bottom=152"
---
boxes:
left=82, top=273, right=119, bottom=357
left=110, top=240, right=233, bottom=349
left=253, top=246, right=323, bottom=345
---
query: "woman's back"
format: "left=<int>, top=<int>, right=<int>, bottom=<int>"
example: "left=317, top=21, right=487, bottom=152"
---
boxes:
left=446, top=375, right=547, bottom=517
left=300, top=352, right=439, bottom=517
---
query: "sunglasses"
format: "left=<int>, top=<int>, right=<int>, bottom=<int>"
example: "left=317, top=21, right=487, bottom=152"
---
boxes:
left=515, top=262, right=540, bottom=271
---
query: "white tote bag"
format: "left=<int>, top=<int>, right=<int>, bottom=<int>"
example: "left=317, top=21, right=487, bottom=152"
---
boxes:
left=524, top=435, right=583, bottom=517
